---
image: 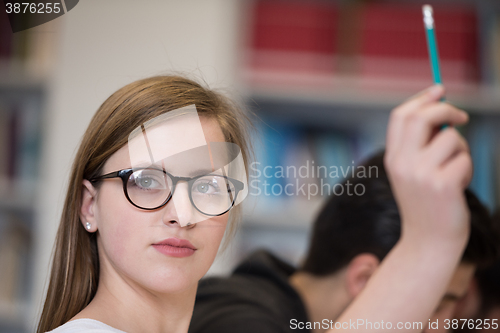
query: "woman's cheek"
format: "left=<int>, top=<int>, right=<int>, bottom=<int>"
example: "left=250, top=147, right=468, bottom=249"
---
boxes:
left=201, top=217, right=228, bottom=255
left=99, top=207, right=145, bottom=264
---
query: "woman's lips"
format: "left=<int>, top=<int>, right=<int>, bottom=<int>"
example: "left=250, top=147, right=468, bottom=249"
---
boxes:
left=152, top=237, right=197, bottom=258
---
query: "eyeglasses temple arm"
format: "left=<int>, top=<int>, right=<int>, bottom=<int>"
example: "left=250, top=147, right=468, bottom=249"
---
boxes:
left=89, top=170, right=123, bottom=183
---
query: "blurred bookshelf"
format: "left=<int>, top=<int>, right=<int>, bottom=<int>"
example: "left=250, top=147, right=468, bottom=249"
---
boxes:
left=0, top=9, right=57, bottom=333
left=0, top=0, right=499, bottom=327
left=236, top=0, right=500, bottom=267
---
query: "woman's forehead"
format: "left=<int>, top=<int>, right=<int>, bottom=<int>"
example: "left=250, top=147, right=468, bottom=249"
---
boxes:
left=129, top=108, right=209, bottom=165
left=104, top=113, right=226, bottom=173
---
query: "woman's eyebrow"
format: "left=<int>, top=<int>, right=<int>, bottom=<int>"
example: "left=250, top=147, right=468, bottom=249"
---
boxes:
left=130, top=162, right=163, bottom=170
left=135, top=164, right=223, bottom=177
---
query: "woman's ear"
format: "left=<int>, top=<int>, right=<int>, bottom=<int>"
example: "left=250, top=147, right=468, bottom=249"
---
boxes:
left=81, top=179, right=98, bottom=232
left=345, top=253, right=380, bottom=298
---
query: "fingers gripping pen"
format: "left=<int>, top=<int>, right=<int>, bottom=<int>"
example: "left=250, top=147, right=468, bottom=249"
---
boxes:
left=423, top=4, right=448, bottom=128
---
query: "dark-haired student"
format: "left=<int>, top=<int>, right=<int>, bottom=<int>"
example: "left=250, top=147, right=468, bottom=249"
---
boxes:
left=189, top=152, right=500, bottom=333
left=453, top=259, right=500, bottom=332
left=453, top=210, right=500, bottom=332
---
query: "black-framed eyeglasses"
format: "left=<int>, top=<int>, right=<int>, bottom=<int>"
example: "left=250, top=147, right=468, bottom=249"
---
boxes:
left=89, top=168, right=244, bottom=216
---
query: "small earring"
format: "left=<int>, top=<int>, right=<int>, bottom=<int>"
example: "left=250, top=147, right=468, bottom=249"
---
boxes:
left=85, top=222, right=92, bottom=230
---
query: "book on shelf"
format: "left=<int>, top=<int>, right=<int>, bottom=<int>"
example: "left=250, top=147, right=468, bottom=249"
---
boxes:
left=0, top=106, right=8, bottom=179
left=359, top=3, right=479, bottom=84
left=249, top=0, right=338, bottom=75
left=251, top=113, right=499, bottom=215
left=495, top=138, right=500, bottom=211
left=0, top=211, right=31, bottom=305
left=493, top=13, right=500, bottom=87
left=467, top=116, right=500, bottom=212
left=313, top=131, right=355, bottom=188
left=0, top=10, right=29, bottom=64
left=6, top=106, right=19, bottom=181
left=16, top=100, right=41, bottom=182
left=250, top=117, right=379, bottom=201
left=476, top=1, right=499, bottom=87
left=0, top=102, right=41, bottom=193
left=0, top=7, right=58, bottom=77
left=246, top=0, right=482, bottom=91
left=0, top=8, right=13, bottom=61
left=281, top=131, right=316, bottom=199
left=251, top=118, right=290, bottom=196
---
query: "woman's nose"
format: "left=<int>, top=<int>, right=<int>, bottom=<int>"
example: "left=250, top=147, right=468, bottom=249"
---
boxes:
left=161, top=181, right=195, bottom=227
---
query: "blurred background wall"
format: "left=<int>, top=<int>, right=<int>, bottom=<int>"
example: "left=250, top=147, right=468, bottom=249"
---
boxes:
left=1, top=0, right=500, bottom=332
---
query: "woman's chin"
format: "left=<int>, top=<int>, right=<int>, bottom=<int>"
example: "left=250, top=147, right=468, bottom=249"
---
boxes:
left=144, top=270, right=203, bottom=294
left=152, top=280, right=198, bottom=295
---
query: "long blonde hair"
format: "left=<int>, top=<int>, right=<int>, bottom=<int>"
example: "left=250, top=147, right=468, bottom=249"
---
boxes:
left=37, top=75, right=252, bottom=332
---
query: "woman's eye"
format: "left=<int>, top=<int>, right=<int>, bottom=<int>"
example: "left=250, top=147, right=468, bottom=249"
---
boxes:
left=138, top=177, right=154, bottom=188
left=193, top=180, right=219, bottom=194
left=135, top=176, right=162, bottom=189
left=196, top=183, right=210, bottom=193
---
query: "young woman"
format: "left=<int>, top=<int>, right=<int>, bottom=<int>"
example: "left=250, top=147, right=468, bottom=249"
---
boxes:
left=38, top=76, right=472, bottom=333
left=37, top=75, right=252, bottom=332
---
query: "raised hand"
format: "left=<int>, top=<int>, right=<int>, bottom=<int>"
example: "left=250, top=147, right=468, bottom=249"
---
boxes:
left=384, top=85, right=472, bottom=247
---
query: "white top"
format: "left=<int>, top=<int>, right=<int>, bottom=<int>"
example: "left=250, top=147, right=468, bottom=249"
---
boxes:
left=47, top=319, right=127, bottom=333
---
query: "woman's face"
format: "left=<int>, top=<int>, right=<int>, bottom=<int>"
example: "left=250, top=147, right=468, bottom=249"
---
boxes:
left=82, top=116, right=230, bottom=294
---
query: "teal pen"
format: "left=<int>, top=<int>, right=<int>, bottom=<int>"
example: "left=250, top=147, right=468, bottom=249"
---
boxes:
left=423, top=4, right=448, bottom=128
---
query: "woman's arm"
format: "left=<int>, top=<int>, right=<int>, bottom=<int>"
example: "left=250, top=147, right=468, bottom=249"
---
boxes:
left=330, top=85, right=472, bottom=332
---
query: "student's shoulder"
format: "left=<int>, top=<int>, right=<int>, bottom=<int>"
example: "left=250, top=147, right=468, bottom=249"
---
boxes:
left=197, top=273, right=280, bottom=301
left=196, top=274, right=287, bottom=318
left=191, top=251, right=307, bottom=333
left=191, top=276, right=291, bottom=333
left=190, top=311, right=289, bottom=333
left=46, top=319, right=126, bottom=333
left=196, top=275, right=269, bottom=310
left=190, top=296, right=288, bottom=333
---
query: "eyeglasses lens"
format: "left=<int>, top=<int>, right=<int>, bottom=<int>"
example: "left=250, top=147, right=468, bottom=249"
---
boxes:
left=126, top=169, right=236, bottom=215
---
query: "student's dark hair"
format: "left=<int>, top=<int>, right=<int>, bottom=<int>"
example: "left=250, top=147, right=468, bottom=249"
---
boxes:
left=475, top=210, right=500, bottom=314
left=476, top=260, right=500, bottom=314
left=302, top=150, right=500, bottom=276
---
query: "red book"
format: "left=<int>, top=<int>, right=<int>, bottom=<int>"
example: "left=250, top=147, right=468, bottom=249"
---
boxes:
left=246, top=1, right=479, bottom=88
left=359, top=3, right=479, bottom=84
left=249, top=0, right=338, bottom=75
